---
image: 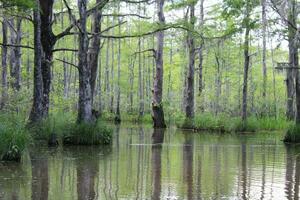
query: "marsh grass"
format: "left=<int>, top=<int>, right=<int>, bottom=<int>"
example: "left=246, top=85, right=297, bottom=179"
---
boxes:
left=175, top=113, right=290, bottom=133
left=0, top=113, right=31, bottom=162
left=63, top=121, right=112, bottom=145
left=284, top=124, right=300, bottom=143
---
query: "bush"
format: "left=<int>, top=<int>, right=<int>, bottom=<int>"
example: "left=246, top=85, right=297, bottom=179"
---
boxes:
left=175, top=113, right=290, bottom=133
left=0, top=115, right=31, bottom=162
left=29, top=112, right=75, bottom=141
left=284, top=124, right=300, bottom=143
left=63, top=120, right=113, bottom=145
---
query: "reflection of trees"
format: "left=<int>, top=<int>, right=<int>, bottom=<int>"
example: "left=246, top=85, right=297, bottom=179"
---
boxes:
left=136, top=126, right=145, bottom=199
left=31, top=149, right=49, bottom=200
left=183, top=134, right=193, bottom=200
left=285, top=145, right=300, bottom=200
left=241, top=143, right=247, bottom=200
left=285, top=146, right=295, bottom=200
left=151, top=128, right=165, bottom=200
left=73, top=146, right=111, bottom=200
left=76, top=147, right=98, bottom=200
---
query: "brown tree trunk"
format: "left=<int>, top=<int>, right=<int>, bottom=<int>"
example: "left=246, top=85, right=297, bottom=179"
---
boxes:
left=29, top=1, right=44, bottom=123
left=184, top=4, right=196, bottom=121
left=9, top=18, right=22, bottom=91
left=288, top=0, right=300, bottom=123
left=87, top=0, right=102, bottom=105
left=115, top=10, right=122, bottom=123
left=152, top=0, right=166, bottom=128
left=241, top=3, right=251, bottom=123
left=77, top=0, right=93, bottom=123
left=261, top=0, right=267, bottom=113
left=1, top=18, right=8, bottom=109
left=198, top=0, right=204, bottom=96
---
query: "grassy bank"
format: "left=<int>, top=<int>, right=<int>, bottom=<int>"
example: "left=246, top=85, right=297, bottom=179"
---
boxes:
left=100, top=111, right=291, bottom=133
left=284, top=125, right=300, bottom=143
left=175, top=113, right=291, bottom=133
left=0, top=111, right=113, bottom=162
left=0, top=113, right=31, bottom=162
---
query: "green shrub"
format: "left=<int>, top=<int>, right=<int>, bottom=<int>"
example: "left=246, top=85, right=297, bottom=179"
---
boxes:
left=63, top=120, right=113, bottom=145
left=30, top=112, right=75, bottom=141
left=0, top=116, right=31, bottom=162
left=284, top=124, right=300, bottom=143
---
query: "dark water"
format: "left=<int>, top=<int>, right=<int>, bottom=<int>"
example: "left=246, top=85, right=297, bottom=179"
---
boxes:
left=0, top=125, right=299, bottom=200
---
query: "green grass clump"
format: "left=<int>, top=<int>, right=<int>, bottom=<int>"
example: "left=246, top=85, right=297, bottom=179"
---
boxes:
left=30, top=112, right=75, bottom=141
left=63, top=121, right=113, bottom=145
left=284, top=124, right=300, bottom=143
left=175, top=112, right=290, bottom=133
left=232, top=119, right=257, bottom=132
left=0, top=115, right=31, bottom=162
left=102, top=111, right=153, bottom=124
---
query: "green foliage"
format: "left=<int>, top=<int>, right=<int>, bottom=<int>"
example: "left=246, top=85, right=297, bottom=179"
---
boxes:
left=0, top=0, right=35, bottom=9
left=175, top=113, right=290, bottom=133
left=284, top=124, right=300, bottom=143
left=63, top=121, right=113, bottom=145
left=101, top=111, right=153, bottom=124
left=29, top=112, right=76, bottom=141
left=0, top=113, right=31, bottom=162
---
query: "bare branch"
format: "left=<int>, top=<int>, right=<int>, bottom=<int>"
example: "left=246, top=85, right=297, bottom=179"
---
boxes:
left=0, top=43, right=34, bottom=50
left=102, top=13, right=151, bottom=19
left=52, top=48, right=78, bottom=53
left=132, top=48, right=156, bottom=57
left=55, top=58, right=79, bottom=69
left=56, top=0, right=110, bottom=40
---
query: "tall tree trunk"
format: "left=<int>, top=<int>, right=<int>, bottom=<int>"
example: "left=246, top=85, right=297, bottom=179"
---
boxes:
left=261, top=0, right=267, bottom=114
left=88, top=0, right=102, bottom=105
left=152, top=0, right=166, bottom=128
left=77, top=0, right=93, bottom=123
left=39, top=0, right=56, bottom=118
left=1, top=18, right=8, bottom=109
left=9, top=18, right=22, bottom=91
left=29, top=1, right=44, bottom=123
left=110, top=17, right=115, bottom=113
left=184, top=4, right=196, bottom=122
left=198, top=0, right=204, bottom=96
left=115, top=12, right=122, bottom=123
left=8, top=19, right=16, bottom=90
left=288, top=0, right=300, bottom=123
left=138, top=5, right=144, bottom=118
left=241, top=3, right=251, bottom=123
left=105, top=33, right=110, bottom=112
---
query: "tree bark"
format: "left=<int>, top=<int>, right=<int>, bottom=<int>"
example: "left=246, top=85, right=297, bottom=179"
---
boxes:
left=241, top=3, right=251, bottom=123
left=288, top=0, right=300, bottom=123
left=9, top=18, right=22, bottom=91
left=115, top=9, right=122, bottom=123
left=184, top=4, right=196, bottom=121
left=1, top=18, right=8, bottom=109
left=198, top=0, right=204, bottom=96
left=152, top=0, right=166, bottom=128
left=39, top=0, right=56, bottom=117
left=77, top=0, right=93, bottom=123
left=87, top=0, right=102, bottom=105
left=29, top=1, right=44, bottom=123
left=261, top=0, right=267, bottom=113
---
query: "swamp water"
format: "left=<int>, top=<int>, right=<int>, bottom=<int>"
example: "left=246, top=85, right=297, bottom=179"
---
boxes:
left=0, top=125, right=299, bottom=200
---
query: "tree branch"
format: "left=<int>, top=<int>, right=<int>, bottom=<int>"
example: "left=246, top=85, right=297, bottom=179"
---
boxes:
left=52, top=48, right=78, bottom=53
left=0, top=43, right=34, bottom=50
left=102, top=13, right=151, bottom=19
left=55, top=58, right=79, bottom=69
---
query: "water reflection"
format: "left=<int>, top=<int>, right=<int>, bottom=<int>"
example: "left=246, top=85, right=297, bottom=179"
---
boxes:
left=151, top=129, right=165, bottom=200
left=0, top=127, right=300, bottom=199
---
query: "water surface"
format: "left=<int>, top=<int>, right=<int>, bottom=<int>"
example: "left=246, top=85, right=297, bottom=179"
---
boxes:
left=0, top=125, right=299, bottom=200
